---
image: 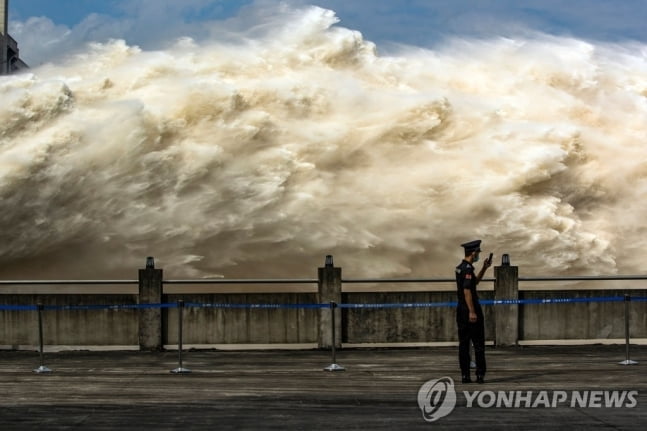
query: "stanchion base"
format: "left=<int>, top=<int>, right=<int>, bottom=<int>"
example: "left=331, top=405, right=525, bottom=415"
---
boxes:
left=323, top=363, right=346, bottom=372
left=33, top=365, right=52, bottom=373
left=618, top=360, right=639, bottom=365
left=170, top=367, right=192, bottom=374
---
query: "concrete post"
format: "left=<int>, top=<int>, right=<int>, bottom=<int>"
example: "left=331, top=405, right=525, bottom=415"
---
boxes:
left=494, top=260, right=519, bottom=346
left=318, top=255, right=342, bottom=349
left=138, top=258, right=163, bottom=350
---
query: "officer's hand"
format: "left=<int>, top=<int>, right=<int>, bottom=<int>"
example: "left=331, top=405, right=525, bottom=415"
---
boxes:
left=469, top=312, right=478, bottom=323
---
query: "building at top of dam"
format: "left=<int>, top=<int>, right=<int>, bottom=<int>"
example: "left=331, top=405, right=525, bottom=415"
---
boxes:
left=1, top=0, right=28, bottom=75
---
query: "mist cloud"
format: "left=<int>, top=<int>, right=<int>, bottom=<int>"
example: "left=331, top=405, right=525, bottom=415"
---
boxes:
left=2, top=5, right=646, bottom=280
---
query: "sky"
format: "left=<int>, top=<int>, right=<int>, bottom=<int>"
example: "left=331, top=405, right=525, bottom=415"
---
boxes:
left=7, top=0, right=647, bottom=66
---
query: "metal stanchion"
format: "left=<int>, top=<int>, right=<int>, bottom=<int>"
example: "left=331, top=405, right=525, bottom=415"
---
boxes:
left=470, top=344, right=476, bottom=369
left=171, top=300, right=191, bottom=373
left=33, top=304, right=52, bottom=373
left=324, top=301, right=345, bottom=371
left=619, top=294, right=638, bottom=365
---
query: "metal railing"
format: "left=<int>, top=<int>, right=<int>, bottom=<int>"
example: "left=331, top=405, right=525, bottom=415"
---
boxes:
left=3, top=274, right=645, bottom=286
left=0, top=280, right=138, bottom=285
left=519, top=275, right=647, bottom=282
left=165, top=278, right=318, bottom=284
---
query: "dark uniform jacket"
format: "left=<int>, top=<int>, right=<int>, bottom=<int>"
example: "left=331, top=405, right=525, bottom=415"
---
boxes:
left=455, top=260, right=482, bottom=321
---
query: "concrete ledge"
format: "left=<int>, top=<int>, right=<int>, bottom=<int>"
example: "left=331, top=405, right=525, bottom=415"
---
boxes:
left=5, top=339, right=647, bottom=351
left=163, top=343, right=319, bottom=351
left=0, top=345, right=140, bottom=352
left=343, top=341, right=495, bottom=348
left=519, top=338, right=647, bottom=346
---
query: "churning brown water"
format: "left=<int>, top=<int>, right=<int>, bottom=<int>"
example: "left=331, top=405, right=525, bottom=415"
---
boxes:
left=1, top=7, right=646, bottom=279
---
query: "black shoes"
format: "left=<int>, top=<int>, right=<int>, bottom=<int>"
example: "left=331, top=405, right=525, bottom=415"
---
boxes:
left=462, top=374, right=485, bottom=383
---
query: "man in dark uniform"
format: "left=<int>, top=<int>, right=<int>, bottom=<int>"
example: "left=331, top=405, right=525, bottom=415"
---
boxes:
left=455, top=240, right=492, bottom=384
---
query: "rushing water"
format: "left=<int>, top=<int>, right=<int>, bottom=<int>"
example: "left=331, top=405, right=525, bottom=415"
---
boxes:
left=1, top=6, right=646, bottom=279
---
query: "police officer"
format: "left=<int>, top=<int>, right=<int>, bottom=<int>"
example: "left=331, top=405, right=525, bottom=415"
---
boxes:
left=455, top=240, right=492, bottom=383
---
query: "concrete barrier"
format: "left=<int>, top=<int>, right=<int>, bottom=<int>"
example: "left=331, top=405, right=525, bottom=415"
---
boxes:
left=1, top=257, right=647, bottom=350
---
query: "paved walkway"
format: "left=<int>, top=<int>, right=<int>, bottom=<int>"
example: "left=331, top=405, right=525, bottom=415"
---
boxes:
left=0, top=345, right=646, bottom=430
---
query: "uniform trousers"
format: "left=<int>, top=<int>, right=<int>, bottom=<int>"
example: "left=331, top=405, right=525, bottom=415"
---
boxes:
left=456, top=306, right=486, bottom=377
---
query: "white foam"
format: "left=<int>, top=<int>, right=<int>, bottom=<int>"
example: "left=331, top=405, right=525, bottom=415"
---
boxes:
left=1, top=6, right=646, bottom=279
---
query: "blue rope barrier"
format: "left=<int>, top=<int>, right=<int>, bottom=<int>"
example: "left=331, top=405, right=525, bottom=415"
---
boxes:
left=2, top=296, right=647, bottom=311
left=41, top=303, right=176, bottom=311
left=0, top=304, right=38, bottom=311
left=184, top=302, right=330, bottom=309
left=0, top=302, right=330, bottom=311
left=339, top=296, right=631, bottom=309
left=339, top=302, right=458, bottom=309
left=481, top=296, right=626, bottom=306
